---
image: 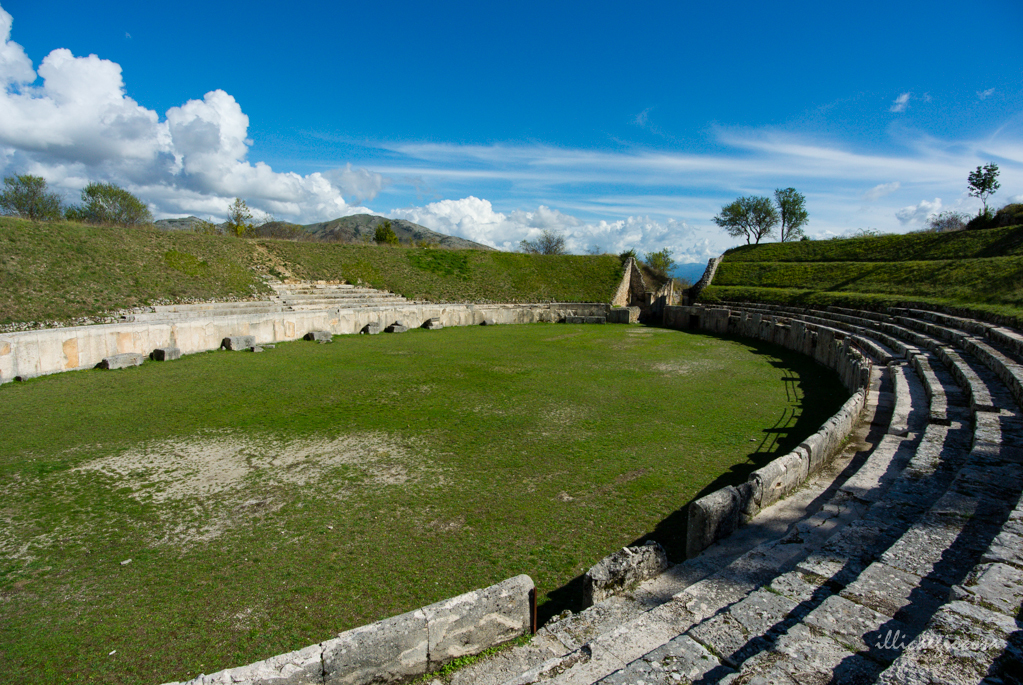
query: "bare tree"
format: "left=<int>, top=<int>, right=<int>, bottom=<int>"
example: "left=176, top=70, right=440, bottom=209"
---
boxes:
left=519, top=230, right=567, bottom=255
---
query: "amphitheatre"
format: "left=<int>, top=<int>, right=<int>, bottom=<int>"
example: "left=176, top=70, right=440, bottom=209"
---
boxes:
left=2, top=217, right=1023, bottom=685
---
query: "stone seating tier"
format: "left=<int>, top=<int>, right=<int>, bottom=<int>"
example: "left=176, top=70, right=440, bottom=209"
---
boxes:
left=441, top=303, right=1023, bottom=685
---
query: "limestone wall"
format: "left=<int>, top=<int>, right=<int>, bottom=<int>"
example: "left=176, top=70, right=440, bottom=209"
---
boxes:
left=164, top=574, right=535, bottom=685
left=664, top=305, right=872, bottom=558
left=0, top=302, right=610, bottom=384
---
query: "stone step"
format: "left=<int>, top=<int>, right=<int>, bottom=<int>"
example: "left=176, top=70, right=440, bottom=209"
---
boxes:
left=463, top=362, right=898, bottom=684
left=594, top=306, right=1018, bottom=685
left=448, top=305, right=1023, bottom=685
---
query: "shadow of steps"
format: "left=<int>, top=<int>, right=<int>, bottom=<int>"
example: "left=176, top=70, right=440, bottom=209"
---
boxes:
left=448, top=305, right=1023, bottom=685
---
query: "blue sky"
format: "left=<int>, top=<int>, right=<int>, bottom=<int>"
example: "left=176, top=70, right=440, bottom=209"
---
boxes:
left=1, top=0, right=1021, bottom=262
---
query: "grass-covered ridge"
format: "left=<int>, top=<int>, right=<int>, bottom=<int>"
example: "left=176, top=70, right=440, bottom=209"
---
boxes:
left=721, top=224, right=1023, bottom=262
left=263, top=241, right=622, bottom=304
left=701, top=225, right=1023, bottom=326
left=0, top=218, right=622, bottom=326
left=0, top=324, right=845, bottom=684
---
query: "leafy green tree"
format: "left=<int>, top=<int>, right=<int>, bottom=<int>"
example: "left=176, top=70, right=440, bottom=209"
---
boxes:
left=0, top=174, right=64, bottom=221
left=774, top=188, right=808, bottom=242
left=224, top=198, right=254, bottom=237
left=644, top=247, right=676, bottom=277
left=519, top=229, right=567, bottom=254
left=374, top=220, right=400, bottom=245
left=713, top=196, right=778, bottom=245
left=968, top=163, right=1000, bottom=216
left=67, top=182, right=153, bottom=226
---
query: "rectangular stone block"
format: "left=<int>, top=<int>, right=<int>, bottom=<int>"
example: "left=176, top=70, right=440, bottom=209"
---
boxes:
left=188, top=643, right=323, bottom=685
left=361, top=322, right=382, bottom=335
left=322, top=609, right=429, bottom=685
left=385, top=322, right=408, bottom=333
left=150, top=347, right=181, bottom=362
left=303, top=330, right=332, bottom=342
left=687, top=486, right=741, bottom=559
left=423, top=574, right=534, bottom=667
left=607, top=307, right=640, bottom=324
left=422, top=317, right=443, bottom=330
left=96, top=352, right=145, bottom=369
left=751, top=448, right=808, bottom=509
left=221, top=335, right=256, bottom=350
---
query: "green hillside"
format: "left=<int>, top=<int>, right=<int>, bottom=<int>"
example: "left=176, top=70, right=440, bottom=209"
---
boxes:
left=699, top=225, right=1023, bottom=326
left=0, top=218, right=622, bottom=327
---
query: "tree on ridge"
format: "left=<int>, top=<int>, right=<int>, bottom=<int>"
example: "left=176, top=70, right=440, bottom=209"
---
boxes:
left=0, top=174, right=64, bottom=221
left=774, top=188, right=808, bottom=242
left=712, top=196, right=779, bottom=245
left=968, top=163, right=1000, bottom=216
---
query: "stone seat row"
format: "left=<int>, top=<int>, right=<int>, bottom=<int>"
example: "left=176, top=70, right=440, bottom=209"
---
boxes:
left=448, top=304, right=1023, bottom=685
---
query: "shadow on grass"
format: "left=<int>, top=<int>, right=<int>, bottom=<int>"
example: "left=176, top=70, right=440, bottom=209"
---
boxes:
left=537, top=327, right=848, bottom=626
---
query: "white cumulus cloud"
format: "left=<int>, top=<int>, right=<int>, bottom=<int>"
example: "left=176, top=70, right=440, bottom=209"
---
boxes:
left=890, top=92, right=911, bottom=113
left=0, top=3, right=383, bottom=222
left=863, top=181, right=900, bottom=201
left=895, top=198, right=942, bottom=225
left=389, top=196, right=707, bottom=260
left=978, top=88, right=995, bottom=100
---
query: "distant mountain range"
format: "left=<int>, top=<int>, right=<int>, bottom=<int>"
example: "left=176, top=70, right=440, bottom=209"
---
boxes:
left=153, top=214, right=493, bottom=250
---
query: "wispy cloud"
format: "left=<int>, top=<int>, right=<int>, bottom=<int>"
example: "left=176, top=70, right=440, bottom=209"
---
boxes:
left=978, top=88, right=995, bottom=100
left=633, top=108, right=651, bottom=126
left=890, top=92, right=911, bottom=113
left=863, top=182, right=900, bottom=201
left=895, top=198, right=941, bottom=225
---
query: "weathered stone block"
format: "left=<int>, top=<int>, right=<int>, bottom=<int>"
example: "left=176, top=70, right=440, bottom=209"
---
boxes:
left=322, top=609, right=429, bottom=685
left=565, top=315, right=606, bottom=324
left=150, top=347, right=181, bottom=362
left=361, top=322, right=382, bottom=335
left=221, top=335, right=256, bottom=350
left=607, top=307, right=640, bottom=324
left=303, top=330, right=332, bottom=342
left=422, top=317, right=443, bottom=330
left=687, top=486, right=741, bottom=559
left=189, top=643, right=323, bottom=685
left=423, top=574, right=534, bottom=666
left=251, top=346, right=263, bottom=353
left=480, top=318, right=497, bottom=326
left=751, top=448, right=809, bottom=509
left=96, top=353, right=145, bottom=370
left=385, top=322, right=408, bottom=333
left=583, top=542, right=668, bottom=607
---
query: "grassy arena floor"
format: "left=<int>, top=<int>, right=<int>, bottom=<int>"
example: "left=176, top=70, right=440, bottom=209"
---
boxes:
left=0, top=324, right=846, bottom=684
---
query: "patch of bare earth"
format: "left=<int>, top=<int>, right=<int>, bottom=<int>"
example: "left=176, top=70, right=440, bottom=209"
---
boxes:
left=68, top=431, right=433, bottom=547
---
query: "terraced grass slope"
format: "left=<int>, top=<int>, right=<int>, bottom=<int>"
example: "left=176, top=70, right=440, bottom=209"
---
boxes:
left=700, top=225, right=1023, bottom=325
left=0, top=218, right=622, bottom=327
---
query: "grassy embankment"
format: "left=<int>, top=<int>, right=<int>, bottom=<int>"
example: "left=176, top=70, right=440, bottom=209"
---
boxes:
left=0, top=324, right=846, bottom=684
left=0, top=217, right=623, bottom=327
left=700, top=225, right=1023, bottom=326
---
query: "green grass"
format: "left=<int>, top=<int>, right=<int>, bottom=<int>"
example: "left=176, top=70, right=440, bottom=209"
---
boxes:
left=0, top=218, right=623, bottom=327
left=710, top=257, right=1023, bottom=306
left=0, top=324, right=845, bottom=685
left=262, top=242, right=623, bottom=303
left=0, top=218, right=267, bottom=325
left=722, top=225, right=1023, bottom=262
left=700, top=226, right=1023, bottom=325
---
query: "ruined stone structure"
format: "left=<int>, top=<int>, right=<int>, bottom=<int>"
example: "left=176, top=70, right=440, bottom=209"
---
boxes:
left=0, top=281, right=609, bottom=383
left=439, top=302, right=1022, bottom=684
left=8, top=269, right=1022, bottom=683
